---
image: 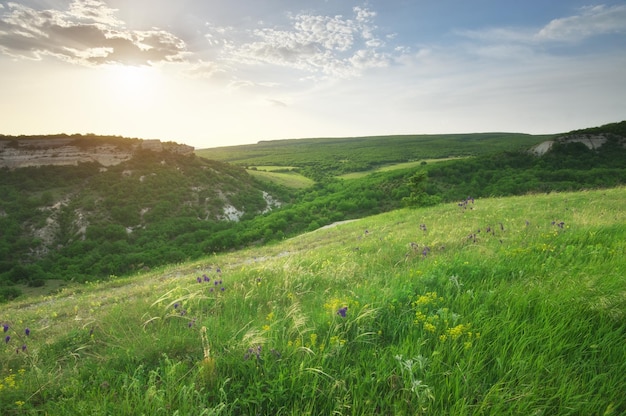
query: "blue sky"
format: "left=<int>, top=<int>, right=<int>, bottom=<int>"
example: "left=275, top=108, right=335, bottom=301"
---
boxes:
left=1, top=0, right=625, bottom=148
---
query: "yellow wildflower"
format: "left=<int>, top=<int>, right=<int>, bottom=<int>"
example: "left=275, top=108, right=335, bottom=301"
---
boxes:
left=423, top=322, right=437, bottom=333
left=413, top=291, right=440, bottom=307
left=446, top=324, right=469, bottom=340
left=414, top=311, right=427, bottom=323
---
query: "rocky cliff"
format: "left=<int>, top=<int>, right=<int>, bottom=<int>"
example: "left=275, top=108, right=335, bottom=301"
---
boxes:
left=529, top=133, right=625, bottom=156
left=0, top=135, right=194, bottom=169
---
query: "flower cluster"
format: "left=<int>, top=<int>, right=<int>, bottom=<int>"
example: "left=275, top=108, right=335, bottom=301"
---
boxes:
left=412, top=292, right=478, bottom=348
left=195, top=272, right=225, bottom=292
left=324, top=297, right=357, bottom=317
left=2, top=323, right=30, bottom=354
left=457, top=196, right=475, bottom=210
left=244, top=345, right=262, bottom=361
left=0, top=368, right=26, bottom=392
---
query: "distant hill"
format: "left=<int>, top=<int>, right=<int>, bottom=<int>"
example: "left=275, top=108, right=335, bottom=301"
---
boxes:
left=196, top=132, right=552, bottom=179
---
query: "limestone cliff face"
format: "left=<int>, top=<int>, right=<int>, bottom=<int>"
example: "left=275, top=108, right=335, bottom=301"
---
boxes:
left=529, top=133, right=624, bottom=156
left=0, top=136, right=194, bottom=169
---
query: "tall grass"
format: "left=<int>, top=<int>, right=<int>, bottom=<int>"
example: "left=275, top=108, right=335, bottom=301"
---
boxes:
left=1, top=188, right=625, bottom=414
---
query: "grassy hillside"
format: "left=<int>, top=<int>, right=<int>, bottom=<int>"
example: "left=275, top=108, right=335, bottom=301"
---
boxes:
left=1, top=187, right=624, bottom=414
left=197, top=133, right=551, bottom=179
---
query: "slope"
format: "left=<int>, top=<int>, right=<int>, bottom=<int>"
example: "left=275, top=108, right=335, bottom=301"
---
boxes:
left=1, top=187, right=624, bottom=414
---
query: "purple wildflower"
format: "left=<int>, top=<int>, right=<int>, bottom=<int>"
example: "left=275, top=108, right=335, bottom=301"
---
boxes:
left=2, top=324, right=8, bottom=333
left=5, top=335, right=10, bottom=343
left=244, top=345, right=262, bottom=361
left=25, top=328, right=30, bottom=336
left=197, top=277, right=202, bottom=283
left=203, top=274, right=210, bottom=282
left=337, top=307, right=348, bottom=318
left=21, top=344, right=27, bottom=352
left=174, top=303, right=179, bottom=309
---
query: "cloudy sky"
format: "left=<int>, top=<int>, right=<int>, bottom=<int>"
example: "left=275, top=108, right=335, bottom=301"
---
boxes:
left=1, top=1, right=625, bottom=148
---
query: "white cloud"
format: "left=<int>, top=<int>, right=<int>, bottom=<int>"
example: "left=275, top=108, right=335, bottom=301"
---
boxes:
left=204, top=6, right=390, bottom=80
left=460, top=4, right=626, bottom=46
left=0, top=0, right=187, bottom=65
left=536, top=4, right=626, bottom=42
left=68, top=0, right=124, bottom=27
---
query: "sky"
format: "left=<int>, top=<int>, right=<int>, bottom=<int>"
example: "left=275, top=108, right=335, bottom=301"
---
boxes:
left=1, top=1, right=625, bottom=149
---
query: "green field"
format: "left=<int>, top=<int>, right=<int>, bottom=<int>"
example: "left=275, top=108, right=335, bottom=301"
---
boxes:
left=338, top=157, right=466, bottom=180
left=247, top=168, right=315, bottom=188
left=2, top=187, right=624, bottom=414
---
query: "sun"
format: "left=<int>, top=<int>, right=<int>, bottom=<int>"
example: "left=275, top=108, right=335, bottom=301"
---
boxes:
left=101, top=64, right=160, bottom=105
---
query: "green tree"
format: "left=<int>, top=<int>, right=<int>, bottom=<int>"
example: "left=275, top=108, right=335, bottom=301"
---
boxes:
left=402, top=171, right=441, bottom=207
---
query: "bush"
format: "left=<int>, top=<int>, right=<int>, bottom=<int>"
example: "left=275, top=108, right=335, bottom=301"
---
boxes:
left=0, top=286, right=22, bottom=303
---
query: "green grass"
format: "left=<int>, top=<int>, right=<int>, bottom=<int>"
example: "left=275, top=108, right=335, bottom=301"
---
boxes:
left=250, top=166, right=299, bottom=172
left=1, top=187, right=625, bottom=414
left=247, top=168, right=315, bottom=188
left=338, top=157, right=467, bottom=179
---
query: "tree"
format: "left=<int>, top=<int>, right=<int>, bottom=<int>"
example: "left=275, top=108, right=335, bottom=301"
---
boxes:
left=402, top=171, right=441, bottom=208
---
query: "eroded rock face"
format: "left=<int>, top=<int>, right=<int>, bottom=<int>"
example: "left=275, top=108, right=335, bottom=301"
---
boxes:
left=529, top=133, right=624, bottom=156
left=0, top=137, right=194, bottom=169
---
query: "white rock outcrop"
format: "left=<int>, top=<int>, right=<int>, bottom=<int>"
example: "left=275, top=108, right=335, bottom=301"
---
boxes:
left=529, top=133, right=619, bottom=156
left=0, top=137, right=194, bottom=169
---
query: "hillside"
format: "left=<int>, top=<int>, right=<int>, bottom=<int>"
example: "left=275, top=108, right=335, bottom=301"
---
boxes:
left=1, top=188, right=624, bottom=414
left=196, top=132, right=552, bottom=179
left=1, top=122, right=625, bottom=299
left=0, top=135, right=285, bottom=288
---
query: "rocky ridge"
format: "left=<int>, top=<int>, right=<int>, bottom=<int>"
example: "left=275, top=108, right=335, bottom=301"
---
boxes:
left=0, top=136, right=194, bottom=169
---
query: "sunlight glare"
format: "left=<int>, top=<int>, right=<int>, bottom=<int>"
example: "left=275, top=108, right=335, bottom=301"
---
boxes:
left=102, top=64, right=160, bottom=105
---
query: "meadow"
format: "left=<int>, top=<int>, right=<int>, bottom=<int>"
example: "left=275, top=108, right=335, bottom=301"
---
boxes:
left=337, top=157, right=466, bottom=180
left=1, top=187, right=624, bottom=414
left=246, top=168, right=315, bottom=189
